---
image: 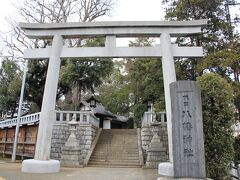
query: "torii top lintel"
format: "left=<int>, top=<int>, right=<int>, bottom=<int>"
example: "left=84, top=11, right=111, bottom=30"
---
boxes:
left=19, top=19, right=207, bottom=39
left=21, top=20, right=207, bottom=59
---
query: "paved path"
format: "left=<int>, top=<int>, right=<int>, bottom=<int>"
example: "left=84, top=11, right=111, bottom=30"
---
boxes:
left=0, top=162, right=159, bottom=180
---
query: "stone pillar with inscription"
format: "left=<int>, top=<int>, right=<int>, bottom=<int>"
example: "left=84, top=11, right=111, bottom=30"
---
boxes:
left=170, top=81, right=206, bottom=179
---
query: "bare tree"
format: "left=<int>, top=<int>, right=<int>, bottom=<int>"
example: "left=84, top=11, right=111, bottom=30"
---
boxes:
left=4, top=0, right=114, bottom=52
left=1, top=0, right=115, bottom=110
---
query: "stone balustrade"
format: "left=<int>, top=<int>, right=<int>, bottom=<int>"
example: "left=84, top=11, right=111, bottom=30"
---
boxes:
left=142, top=111, right=166, bottom=126
left=0, top=111, right=100, bottom=129
left=55, top=111, right=99, bottom=128
left=0, top=113, right=40, bottom=128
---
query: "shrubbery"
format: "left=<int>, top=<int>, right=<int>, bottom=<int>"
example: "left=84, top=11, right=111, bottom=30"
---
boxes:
left=197, top=73, right=235, bottom=179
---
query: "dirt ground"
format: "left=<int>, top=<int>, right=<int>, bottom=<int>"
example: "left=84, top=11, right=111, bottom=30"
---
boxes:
left=0, top=160, right=159, bottom=180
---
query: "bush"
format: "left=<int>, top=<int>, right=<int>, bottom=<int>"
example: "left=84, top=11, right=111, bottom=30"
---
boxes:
left=197, top=73, right=235, bottom=179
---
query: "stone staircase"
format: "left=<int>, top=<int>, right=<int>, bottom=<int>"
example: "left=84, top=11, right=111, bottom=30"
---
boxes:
left=88, top=129, right=141, bottom=167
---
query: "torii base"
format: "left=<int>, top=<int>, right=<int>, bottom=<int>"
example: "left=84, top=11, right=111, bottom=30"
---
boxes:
left=22, top=159, right=60, bottom=173
left=158, top=162, right=211, bottom=180
left=158, top=162, right=174, bottom=177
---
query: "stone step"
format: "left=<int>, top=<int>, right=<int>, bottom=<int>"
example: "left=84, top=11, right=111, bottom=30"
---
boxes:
left=100, top=133, right=137, bottom=136
left=94, top=146, right=138, bottom=149
left=95, top=143, right=138, bottom=146
left=90, top=153, right=139, bottom=157
left=99, top=136, right=137, bottom=138
left=91, top=153, right=139, bottom=156
left=96, top=139, right=138, bottom=142
left=90, top=156, right=139, bottom=161
left=100, top=132, right=137, bottom=134
left=88, top=163, right=140, bottom=167
left=87, top=164, right=141, bottom=168
left=99, top=139, right=137, bottom=142
left=93, top=149, right=138, bottom=154
left=90, top=157, right=139, bottom=163
left=95, top=144, right=138, bottom=146
left=92, top=152, right=139, bottom=156
left=98, top=135, right=136, bottom=141
left=100, top=133, right=137, bottom=135
left=100, top=134, right=137, bottom=136
left=98, top=141, right=138, bottom=143
left=96, top=140, right=138, bottom=143
left=89, top=156, right=139, bottom=160
left=92, top=152, right=139, bottom=155
left=101, top=129, right=137, bottom=132
left=97, top=136, right=137, bottom=142
left=91, top=154, right=139, bottom=158
left=88, top=161, right=140, bottom=166
left=94, top=146, right=139, bottom=149
left=96, top=143, right=138, bottom=147
left=93, top=150, right=139, bottom=153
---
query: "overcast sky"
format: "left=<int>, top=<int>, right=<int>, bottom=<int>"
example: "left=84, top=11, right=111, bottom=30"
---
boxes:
left=0, top=0, right=239, bottom=48
left=0, top=0, right=240, bottom=32
left=0, top=0, right=167, bottom=51
left=0, top=0, right=165, bottom=33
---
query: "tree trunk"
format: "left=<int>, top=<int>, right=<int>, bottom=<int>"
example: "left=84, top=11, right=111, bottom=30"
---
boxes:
left=71, top=84, right=82, bottom=110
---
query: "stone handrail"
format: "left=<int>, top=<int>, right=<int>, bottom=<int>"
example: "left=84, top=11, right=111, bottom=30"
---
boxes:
left=137, top=128, right=144, bottom=166
left=55, top=111, right=100, bottom=128
left=142, top=111, right=166, bottom=126
left=84, top=128, right=102, bottom=166
left=0, top=113, right=40, bottom=128
left=0, top=111, right=100, bottom=128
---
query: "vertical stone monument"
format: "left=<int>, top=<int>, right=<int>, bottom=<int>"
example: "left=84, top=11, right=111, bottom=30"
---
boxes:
left=170, top=81, right=206, bottom=178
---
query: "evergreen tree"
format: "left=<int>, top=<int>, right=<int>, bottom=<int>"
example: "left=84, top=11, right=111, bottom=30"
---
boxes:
left=97, top=63, right=132, bottom=114
left=162, top=0, right=237, bottom=81
left=197, top=73, right=235, bottom=179
left=162, top=0, right=231, bottom=52
left=0, top=59, right=22, bottom=118
left=60, top=38, right=113, bottom=110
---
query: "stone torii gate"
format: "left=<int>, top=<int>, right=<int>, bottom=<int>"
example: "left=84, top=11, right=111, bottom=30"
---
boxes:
left=20, top=20, right=207, bottom=173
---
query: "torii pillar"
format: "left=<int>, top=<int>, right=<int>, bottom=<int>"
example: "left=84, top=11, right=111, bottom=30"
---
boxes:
left=161, top=33, right=176, bottom=163
left=22, top=35, right=63, bottom=173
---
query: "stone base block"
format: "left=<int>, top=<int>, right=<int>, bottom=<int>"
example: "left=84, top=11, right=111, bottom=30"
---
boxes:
left=22, top=159, right=60, bottom=173
left=158, top=162, right=174, bottom=177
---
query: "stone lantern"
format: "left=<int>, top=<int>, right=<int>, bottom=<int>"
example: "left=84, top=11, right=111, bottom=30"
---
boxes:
left=61, top=115, right=83, bottom=167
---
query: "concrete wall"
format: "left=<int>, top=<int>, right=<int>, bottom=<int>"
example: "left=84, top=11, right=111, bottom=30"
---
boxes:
left=50, top=124, right=97, bottom=161
left=103, top=120, right=111, bottom=129
left=141, top=124, right=169, bottom=164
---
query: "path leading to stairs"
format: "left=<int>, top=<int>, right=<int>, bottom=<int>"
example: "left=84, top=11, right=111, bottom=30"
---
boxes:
left=0, top=162, right=158, bottom=180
